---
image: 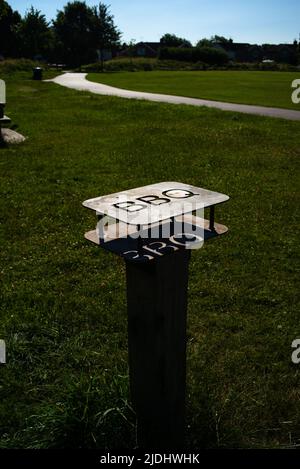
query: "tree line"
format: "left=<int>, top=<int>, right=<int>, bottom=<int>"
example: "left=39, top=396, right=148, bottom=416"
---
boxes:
left=0, top=0, right=121, bottom=67
left=0, top=1, right=299, bottom=67
left=159, top=34, right=299, bottom=65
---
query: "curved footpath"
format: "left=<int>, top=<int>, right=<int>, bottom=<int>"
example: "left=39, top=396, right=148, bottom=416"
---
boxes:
left=47, top=73, right=300, bottom=121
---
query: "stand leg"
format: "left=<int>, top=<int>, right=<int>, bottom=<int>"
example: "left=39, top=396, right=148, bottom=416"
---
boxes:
left=125, top=250, right=191, bottom=449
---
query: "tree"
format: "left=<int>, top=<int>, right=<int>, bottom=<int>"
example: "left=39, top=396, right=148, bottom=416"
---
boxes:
left=53, top=2, right=121, bottom=68
left=211, top=35, right=233, bottom=45
left=196, top=35, right=233, bottom=48
left=196, top=38, right=212, bottom=48
left=0, top=0, right=21, bottom=58
left=160, top=33, right=192, bottom=48
left=17, top=7, right=53, bottom=59
left=53, top=1, right=97, bottom=67
left=92, top=3, right=121, bottom=70
left=248, top=44, right=263, bottom=62
left=159, top=46, right=228, bottom=65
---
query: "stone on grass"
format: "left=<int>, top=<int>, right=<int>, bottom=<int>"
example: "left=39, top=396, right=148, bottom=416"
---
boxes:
left=1, top=128, right=26, bottom=144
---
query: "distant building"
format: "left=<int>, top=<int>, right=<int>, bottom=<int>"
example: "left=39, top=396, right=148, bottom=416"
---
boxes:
left=117, top=40, right=298, bottom=64
left=213, top=41, right=297, bottom=63
left=97, top=49, right=113, bottom=61
left=119, top=42, right=161, bottom=58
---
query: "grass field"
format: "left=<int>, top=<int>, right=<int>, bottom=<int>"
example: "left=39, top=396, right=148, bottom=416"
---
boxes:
left=88, top=70, right=300, bottom=110
left=0, top=71, right=299, bottom=449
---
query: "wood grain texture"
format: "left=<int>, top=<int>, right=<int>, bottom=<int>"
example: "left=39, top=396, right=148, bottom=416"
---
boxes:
left=126, top=250, right=191, bottom=449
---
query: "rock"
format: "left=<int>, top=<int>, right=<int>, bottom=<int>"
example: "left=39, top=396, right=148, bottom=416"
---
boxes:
left=0, top=128, right=26, bottom=144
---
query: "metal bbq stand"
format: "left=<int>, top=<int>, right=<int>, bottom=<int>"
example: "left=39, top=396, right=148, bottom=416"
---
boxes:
left=83, top=182, right=229, bottom=449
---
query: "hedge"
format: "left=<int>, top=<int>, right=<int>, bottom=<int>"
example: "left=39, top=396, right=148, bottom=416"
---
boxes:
left=159, top=47, right=229, bottom=65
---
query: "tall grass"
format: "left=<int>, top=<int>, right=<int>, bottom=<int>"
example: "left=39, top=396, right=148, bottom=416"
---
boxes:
left=0, top=71, right=299, bottom=449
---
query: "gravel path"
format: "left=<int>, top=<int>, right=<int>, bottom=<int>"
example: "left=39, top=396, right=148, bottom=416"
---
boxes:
left=48, top=73, right=300, bottom=121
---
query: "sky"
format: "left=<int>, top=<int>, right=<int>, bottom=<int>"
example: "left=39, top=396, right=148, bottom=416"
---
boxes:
left=7, top=0, right=300, bottom=45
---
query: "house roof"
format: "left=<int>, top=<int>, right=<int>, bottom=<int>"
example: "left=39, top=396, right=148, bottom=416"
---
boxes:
left=135, top=42, right=161, bottom=52
left=215, top=42, right=251, bottom=51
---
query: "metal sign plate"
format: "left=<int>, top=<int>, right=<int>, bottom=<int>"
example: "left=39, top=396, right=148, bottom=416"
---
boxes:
left=83, top=182, right=229, bottom=226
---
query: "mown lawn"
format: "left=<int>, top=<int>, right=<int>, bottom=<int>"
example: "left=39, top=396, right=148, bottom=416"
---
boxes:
left=0, top=72, right=299, bottom=449
left=88, top=70, right=300, bottom=110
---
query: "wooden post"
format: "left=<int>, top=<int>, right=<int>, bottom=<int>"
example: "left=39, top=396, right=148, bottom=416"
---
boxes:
left=0, top=80, right=11, bottom=145
left=125, top=249, right=191, bottom=449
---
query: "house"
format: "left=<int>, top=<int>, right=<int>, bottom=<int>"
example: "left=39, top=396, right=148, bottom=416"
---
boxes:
left=262, top=43, right=297, bottom=64
left=213, top=41, right=298, bottom=63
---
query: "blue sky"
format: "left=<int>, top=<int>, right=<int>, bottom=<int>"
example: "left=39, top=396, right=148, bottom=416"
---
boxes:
left=8, top=0, right=300, bottom=45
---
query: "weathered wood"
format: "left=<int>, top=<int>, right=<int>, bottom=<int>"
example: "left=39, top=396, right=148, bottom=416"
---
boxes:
left=0, top=81, right=10, bottom=143
left=0, top=80, right=6, bottom=123
left=126, top=249, right=191, bottom=449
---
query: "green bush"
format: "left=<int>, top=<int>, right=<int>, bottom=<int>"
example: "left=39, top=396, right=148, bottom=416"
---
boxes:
left=194, top=47, right=229, bottom=65
left=0, top=58, right=43, bottom=74
left=155, top=59, right=193, bottom=70
left=82, top=58, right=197, bottom=72
left=81, top=58, right=156, bottom=72
left=159, top=47, right=193, bottom=62
left=81, top=57, right=300, bottom=74
left=159, top=46, right=229, bottom=65
left=191, top=61, right=208, bottom=71
left=226, top=61, right=299, bottom=72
